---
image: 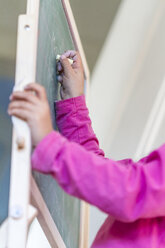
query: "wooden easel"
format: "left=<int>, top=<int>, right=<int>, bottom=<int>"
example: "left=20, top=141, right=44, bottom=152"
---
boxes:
left=0, top=0, right=90, bottom=247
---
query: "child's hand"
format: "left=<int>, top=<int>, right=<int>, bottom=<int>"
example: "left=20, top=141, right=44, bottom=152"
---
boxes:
left=57, top=50, right=84, bottom=100
left=8, top=83, right=53, bottom=147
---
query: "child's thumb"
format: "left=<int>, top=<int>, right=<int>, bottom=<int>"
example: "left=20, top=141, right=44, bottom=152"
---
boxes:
left=60, top=55, right=72, bottom=76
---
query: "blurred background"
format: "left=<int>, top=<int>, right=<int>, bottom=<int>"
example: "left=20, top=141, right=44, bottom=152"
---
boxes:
left=1, top=0, right=165, bottom=247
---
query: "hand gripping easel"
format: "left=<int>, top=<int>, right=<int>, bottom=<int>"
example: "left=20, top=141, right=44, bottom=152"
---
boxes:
left=7, top=1, right=39, bottom=246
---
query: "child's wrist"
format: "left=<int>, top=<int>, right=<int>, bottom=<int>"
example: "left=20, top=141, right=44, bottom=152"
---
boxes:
left=61, top=92, right=84, bottom=100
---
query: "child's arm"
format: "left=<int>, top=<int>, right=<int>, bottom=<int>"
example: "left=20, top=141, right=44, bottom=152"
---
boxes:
left=32, top=131, right=165, bottom=223
left=8, top=86, right=165, bottom=222
left=56, top=51, right=104, bottom=156
left=55, top=96, right=104, bottom=157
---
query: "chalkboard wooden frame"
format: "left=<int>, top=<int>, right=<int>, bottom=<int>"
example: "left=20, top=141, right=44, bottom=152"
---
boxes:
left=30, top=0, right=90, bottom=247
left=30, top=0, right=90, bottom=246
left=2, top=0, right=90, bottom=247
left=7, top=15, right=37, bottom=248
left=62, top=1, right=90, bottom=247
left=5, top=1, right=39, bottom=247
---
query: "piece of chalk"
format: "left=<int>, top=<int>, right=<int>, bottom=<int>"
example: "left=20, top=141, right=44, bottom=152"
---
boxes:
left=56, top=54, right=73, bottom=65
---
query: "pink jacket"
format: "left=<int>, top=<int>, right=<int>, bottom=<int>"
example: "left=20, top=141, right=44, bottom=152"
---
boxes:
left=32, top=95, right=165, bottom=248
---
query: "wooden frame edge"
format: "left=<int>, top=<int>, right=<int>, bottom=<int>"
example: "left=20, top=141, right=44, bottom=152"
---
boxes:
left=62, top=1, right=90, bottom=247
left=7, top=1, right=40, bottom=247
left=7, top=14, right=38, bottom=248
left=79, top=201, right=90, bottom=248
left=62, top=0, right=90, bottom=80
left=30, top=176, right=66, bottom=248
left=62, top=0, right=90, bottom=106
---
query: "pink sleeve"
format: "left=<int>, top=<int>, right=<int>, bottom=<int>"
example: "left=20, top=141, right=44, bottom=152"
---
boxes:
left=32, top=131, right=165, bottom=222
left=55, top=95, right=104, bottom=156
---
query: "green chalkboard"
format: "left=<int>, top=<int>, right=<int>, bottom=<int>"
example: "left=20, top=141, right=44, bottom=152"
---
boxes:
left=33, top=1, right=81, bottom=247
left=0, top=79, right=13, bottom=225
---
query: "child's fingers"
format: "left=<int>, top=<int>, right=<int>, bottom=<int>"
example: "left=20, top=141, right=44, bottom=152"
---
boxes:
left=73, top=51, right=83, bottom=69
left=63, top=50, right=77, bottom=60
left=57, top=75, right=63, bottom=83
left=63, top=50, right=81, bottom=63
left=8, top=100, right=34, bottom=113
left=24, top=83, right=47, bottom=100
left=60, top=55, right=73, bottom=77
left=63, top=50, right=78, bottom=65
left=10, top=91, right=39, bottom=105
left=62, top=50, right=83, bottom=70
left=57, top=61, right=63, bottom=72
left=60, top=85, right=65, bottom=99
left=8, top=108, right=30, bottom=122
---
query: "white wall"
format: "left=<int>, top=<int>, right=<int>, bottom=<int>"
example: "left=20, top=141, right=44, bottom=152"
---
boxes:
left=27, top=219, right=50, bottom=248
left=90, top=0, right=163, bottom=157
left=89, top=0, right=165, bottom=245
